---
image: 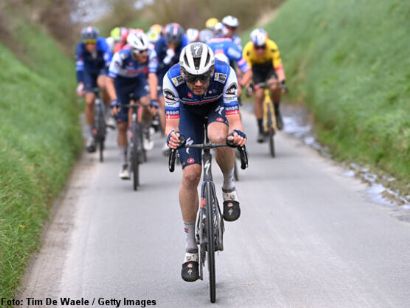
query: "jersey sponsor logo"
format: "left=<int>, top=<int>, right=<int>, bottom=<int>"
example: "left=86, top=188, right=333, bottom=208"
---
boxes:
left=164, top=89, right=177, bottom=104
left=171, top=75, right=184, bottom=87
left=215, top=105, right=224, bottom=115
left=225, top=82, right=237, bottom=97
left=185, top=137, right=194, bottom=154
left=187, top=157, right=195, bottom=164
left=214, top=73, right=227, bottom=83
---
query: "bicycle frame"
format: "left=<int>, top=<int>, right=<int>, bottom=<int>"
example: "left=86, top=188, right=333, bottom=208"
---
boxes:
left=263, top=88, right=277, bottom=133
left=168, top=126, right=248, bottom=303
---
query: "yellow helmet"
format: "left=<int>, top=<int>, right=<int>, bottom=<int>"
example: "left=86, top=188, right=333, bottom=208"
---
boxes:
left=150, top=24, right=163, bottom=34
left=205, top=17, right=219, bottom=30
left=110, top=27, right=121, bottom=41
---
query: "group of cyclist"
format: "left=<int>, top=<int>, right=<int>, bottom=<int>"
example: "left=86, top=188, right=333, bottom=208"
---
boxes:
left=75, top=16, right=287, bottom=282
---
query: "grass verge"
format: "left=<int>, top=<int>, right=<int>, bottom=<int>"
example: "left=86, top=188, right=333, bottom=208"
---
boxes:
left=261, top=0, right=410, bottom=192
left=0, top=20, right=81, bottom=299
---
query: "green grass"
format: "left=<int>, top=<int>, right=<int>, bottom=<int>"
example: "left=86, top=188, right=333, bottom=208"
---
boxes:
left=0, top=21, right=81, bottom=299
left=263, top=0, right=410, bottom=188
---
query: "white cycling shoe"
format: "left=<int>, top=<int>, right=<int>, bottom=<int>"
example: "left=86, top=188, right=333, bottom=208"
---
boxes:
left=119, top=164, right=130, bottom=180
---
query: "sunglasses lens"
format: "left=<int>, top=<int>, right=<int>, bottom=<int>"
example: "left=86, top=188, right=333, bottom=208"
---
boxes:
left=186, top=72, right=211, bottom=83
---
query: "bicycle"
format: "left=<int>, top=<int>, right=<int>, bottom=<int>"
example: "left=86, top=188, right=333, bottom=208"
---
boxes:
left=121, top=96, right=146, bottom=191
left=93, top=88, right=107, bottom=162
left=258, top=82, right=277, bottom=158
left=168, top=127, right=248, bottom=303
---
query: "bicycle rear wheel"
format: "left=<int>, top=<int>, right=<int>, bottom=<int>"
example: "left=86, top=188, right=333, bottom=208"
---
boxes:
left=206, top=183, right=216, bottom=303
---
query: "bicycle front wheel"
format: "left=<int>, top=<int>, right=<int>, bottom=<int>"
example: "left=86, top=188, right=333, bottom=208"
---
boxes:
left=206, top=183, right=216, bottom=303
left=267, top=106, right=276, bottom=158
left=98, top=139, right=104, bottom=162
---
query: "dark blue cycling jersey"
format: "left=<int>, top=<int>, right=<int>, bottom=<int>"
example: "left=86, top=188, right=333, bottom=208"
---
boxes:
left=155, top=35, right=188, bottom=87
left=75, top=37, right=112, bottom=83
left=163, top=59, right=240, bottom=167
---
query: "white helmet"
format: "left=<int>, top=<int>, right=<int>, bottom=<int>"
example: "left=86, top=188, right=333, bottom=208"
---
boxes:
left=127, top=31, right=149, bottom=52
left=186, top=28, right=200, bottom=43
left=222, top=15, right=239, bottom=28
left=250, top=28, right=268, bottom=47
left=179, top=42, right=215, bottom=78
left=214, top=22, right=228, bottom=37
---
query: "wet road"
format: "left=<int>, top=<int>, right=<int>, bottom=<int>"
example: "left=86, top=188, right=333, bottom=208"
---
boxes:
left=19, top=111, right=410, bottom=307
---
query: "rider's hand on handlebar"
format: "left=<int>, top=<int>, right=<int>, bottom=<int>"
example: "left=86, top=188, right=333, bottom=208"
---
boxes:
left=227, top=129, right=247, bottom=147
left=76, top=83, right=84, bottom=97
left=280, top=80, right=289, bottom=94
left=150, top=99, right=159, bottom=109
left=110, top=99, right=120, bottom=116
left=167, top=130, right=183, bottom=149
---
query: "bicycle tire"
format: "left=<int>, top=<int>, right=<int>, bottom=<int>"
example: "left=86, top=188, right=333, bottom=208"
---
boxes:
left=206, top=183, right=216, bottom=303
left=99, top=140, right=104, bottom=162
left=267, top=105, right=276, bottom=158
left=234, top=159, right=239, bottom=181
left=131, top=122, right=143, bottom=191
left=95, top=99, right=106, bottom=163
left=132, top=147, right=139, bottom=191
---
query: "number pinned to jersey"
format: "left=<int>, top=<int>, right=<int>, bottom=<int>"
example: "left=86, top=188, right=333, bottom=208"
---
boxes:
left=214, top=73, right=227, bottom=83
left=171, top=75, right=184, bottom=87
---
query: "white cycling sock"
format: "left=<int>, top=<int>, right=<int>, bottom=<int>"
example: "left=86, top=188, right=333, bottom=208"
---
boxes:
left=87, top=125, right=93, bottom=138
left=184, top=222, right=197, bottom=254
left=222, top=168, right=235, bottom=191
left=119, top=146, right=128, bottom=165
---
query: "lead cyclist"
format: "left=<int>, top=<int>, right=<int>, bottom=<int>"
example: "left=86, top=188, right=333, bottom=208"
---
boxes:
left=163, top=43, right=247, bottom=282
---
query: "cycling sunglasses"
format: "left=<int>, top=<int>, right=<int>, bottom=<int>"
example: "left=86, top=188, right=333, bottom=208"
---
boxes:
left=184, top=72, right=212, bottom=83
left=255, top=44, right=266, bottom=50
left=133, top=49, right=148, bottom=55
left=83, top=39, right=97, bottom=45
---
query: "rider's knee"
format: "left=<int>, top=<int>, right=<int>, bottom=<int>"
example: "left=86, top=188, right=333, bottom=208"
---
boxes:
left=255, top=89, right=264, bottom=100
left=85, top=94, right=95, bottom=106
left=182, top=166, right=201, bottom=187
left=97, top=76, right=106, bottom=89
left=117, top=121, right=127, bottom=132
left=140, top=96, right=149, bottom=107
left=209, top=133, right=226, bottom=145
left=268, top=79, right=280, bottom=91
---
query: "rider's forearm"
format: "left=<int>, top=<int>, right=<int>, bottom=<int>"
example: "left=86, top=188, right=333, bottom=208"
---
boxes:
left=106, top=77, right=117, bottom=101
left=148, top=73, right=158, bottom=100
left=276, top=65, right=286, bottom=82
left=227, top=113, right=244, bottom=132
left=240, top=70, right=252, bottom=87
left=165, top=118, right=180, bottom=136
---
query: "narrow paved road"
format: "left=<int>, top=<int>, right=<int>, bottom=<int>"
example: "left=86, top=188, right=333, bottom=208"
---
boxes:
left=19, top=111, right=410, bottom=307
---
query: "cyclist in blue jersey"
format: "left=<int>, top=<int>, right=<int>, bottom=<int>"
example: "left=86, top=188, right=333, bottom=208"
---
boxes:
left=222, top=15, right=242, bottom=49
left=106, top=31, right=159, bottom=179
left=75, top=26, right=112, bottom=152
left=163, top=43, right=247, bottom=282
left=208, top=32, right=252, bottom=96
left=155, top=23, right=188, bottom=151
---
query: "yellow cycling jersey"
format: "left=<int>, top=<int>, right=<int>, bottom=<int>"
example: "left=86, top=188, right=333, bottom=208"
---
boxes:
left=243, top=39, right=283, bottom=70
